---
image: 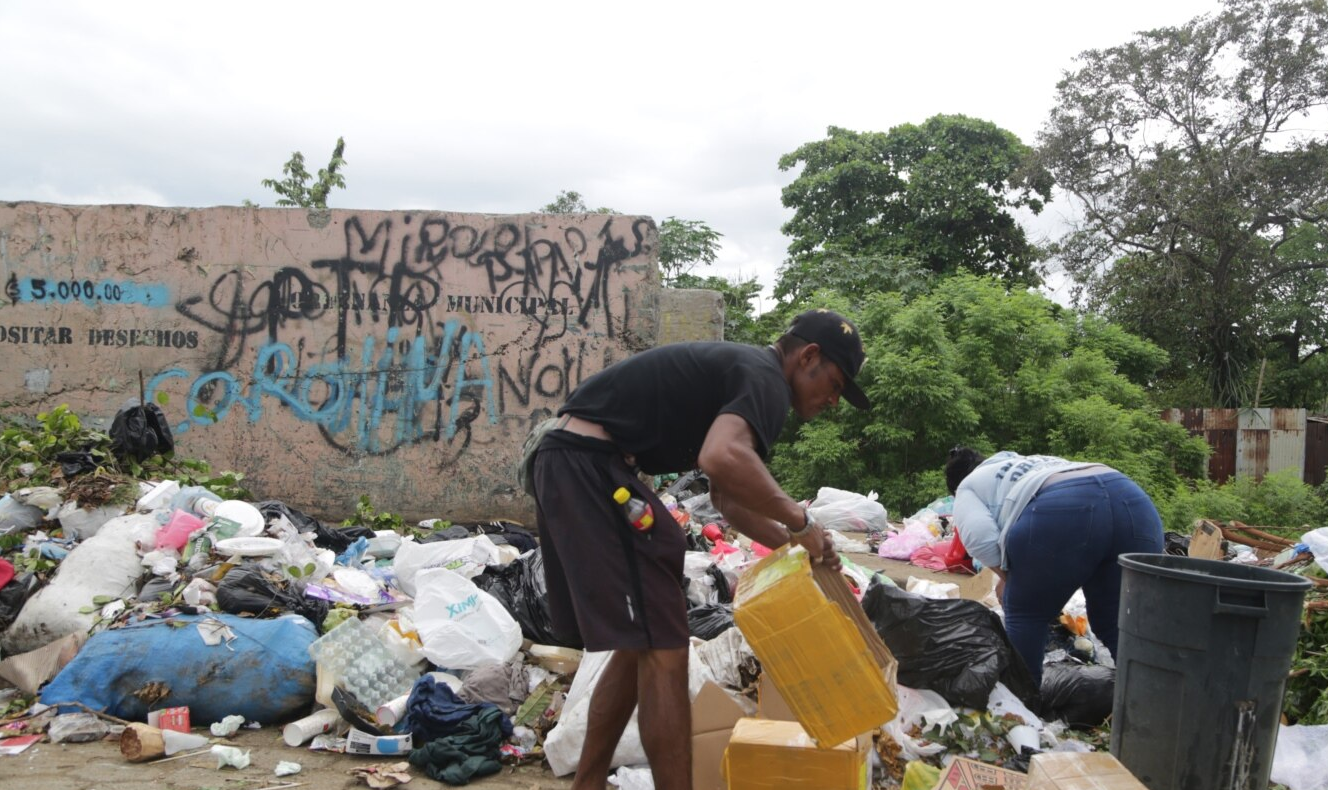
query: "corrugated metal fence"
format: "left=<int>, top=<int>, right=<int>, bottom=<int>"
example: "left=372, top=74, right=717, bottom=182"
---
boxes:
left=1161, top=408, right=1328, bottom=486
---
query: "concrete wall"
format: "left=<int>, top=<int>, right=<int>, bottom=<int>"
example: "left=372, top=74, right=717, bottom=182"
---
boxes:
left=0, top=202, right=712, bottom=522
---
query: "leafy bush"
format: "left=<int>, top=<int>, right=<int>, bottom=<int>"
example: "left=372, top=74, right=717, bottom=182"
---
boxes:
left=1156, top=470, right=1327, bottom=534
left=1285, top=611, right=1328, bottom=725
left=768, top=276, right=1203, bottom=516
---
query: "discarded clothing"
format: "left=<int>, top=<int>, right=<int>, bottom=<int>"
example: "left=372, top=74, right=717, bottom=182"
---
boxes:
left=408, top=706, right=511, bottom=785
left=403, top=676, right=511, bottom=746
left=457, top=660, right=527, bottom=716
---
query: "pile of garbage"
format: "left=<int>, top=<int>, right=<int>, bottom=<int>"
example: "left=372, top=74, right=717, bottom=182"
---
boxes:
left=2, top=403, right=1327, bottom=789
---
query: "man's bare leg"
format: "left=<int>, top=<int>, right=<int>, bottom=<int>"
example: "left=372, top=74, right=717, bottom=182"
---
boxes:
left=638, top=646, right=692, bottom=790
left=572, top=651, right=641, bottom=790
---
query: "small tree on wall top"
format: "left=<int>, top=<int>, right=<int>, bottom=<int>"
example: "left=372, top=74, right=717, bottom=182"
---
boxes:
left=256, top=137, right=348, bottom=208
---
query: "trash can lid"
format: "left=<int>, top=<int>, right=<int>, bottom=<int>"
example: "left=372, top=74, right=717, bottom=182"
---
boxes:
left=1119, top=552, right=1314, bottom=592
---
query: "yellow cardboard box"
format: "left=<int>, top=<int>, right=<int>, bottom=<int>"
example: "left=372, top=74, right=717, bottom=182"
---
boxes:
left=1026, top=752, right=1148, bottom=790
left=733, top=544, right=898, bottom=747
left=722, top=717, right=869, bottom=790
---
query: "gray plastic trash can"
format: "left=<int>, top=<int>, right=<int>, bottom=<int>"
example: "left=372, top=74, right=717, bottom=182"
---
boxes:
left=1110, top=553, right=1311, bottom=790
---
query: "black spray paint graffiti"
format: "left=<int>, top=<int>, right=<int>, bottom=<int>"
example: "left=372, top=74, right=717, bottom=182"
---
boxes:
left=156, top=213, right=651, bottom=459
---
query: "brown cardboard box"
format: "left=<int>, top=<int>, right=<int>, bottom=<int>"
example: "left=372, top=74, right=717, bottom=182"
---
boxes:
left=757, top=673, right=796, bottom=722
left=692, top=681, right=747, bottom=790
left=930, top=757, right=1028, bottom=789
left=1026, top=752, right=1148, bottom=790
left=722, top=717, right=870, bottom=790
left=733, top=545, right=898, bottom=747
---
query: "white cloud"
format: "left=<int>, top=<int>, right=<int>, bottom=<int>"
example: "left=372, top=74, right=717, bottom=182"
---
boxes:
left=1, top=0, right=1222, bottom=303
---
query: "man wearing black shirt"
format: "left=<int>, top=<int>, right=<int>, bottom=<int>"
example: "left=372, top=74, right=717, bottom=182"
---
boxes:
left=531, top=308, right=870, bottom=790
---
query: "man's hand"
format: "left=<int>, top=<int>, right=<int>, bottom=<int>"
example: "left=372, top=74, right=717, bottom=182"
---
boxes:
left=790, top=522, right=842, bottom=572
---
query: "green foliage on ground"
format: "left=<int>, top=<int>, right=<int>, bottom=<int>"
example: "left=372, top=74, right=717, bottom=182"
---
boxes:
left=1286, top=607, right=1328, bottom=725
left=1159, top=469, right=1328, bottom=534
left=0, top=403, right=250, bottom=504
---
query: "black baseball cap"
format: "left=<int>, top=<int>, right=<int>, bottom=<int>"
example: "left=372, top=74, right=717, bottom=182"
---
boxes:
left=786, top=308, right=870, bottom=409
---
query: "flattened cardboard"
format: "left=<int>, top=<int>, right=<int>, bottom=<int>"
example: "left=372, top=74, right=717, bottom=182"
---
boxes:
left=931, top=756, right=1028, bottom=789
left=733, top=545, right=898, bottom=747
left=757, top=674, right=796, bottom=722
left=1026, top=752, right=1148, bottom=790
left=1187, top=521, right=1224, bottom=560
left=692, top=681, right=746, bottom=790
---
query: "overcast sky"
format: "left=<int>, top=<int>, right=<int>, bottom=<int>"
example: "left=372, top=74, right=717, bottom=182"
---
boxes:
left=1, top=0, right=1221, bottom=309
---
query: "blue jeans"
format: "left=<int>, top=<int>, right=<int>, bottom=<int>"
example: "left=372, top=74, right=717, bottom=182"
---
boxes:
left=1001, top=472, right=1163, bottom=687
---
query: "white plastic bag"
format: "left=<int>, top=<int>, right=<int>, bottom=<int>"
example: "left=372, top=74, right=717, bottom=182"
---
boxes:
left=1271, top=723, right=1328, bottom=790
left=2, top=513, right=157, bottom=654
left=0, top=494, right=44, bottom=533
left=880, top=685, right=953, bottom=761
left=1301, top=527, right=1328, bottom=575
left=55, top=500, right=128, bottom=540
left=807, top=487, right=888, bottom=533
left=545, top=646, right=719, bottom=776
left=393, top=536, right=501, bottom=597
left=412, top=567, right=521, bottom=670
left=609, top=766, right=656, bottom=790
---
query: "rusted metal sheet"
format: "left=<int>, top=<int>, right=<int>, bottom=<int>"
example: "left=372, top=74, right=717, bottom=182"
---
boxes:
left=1268, top=408, right=1306, bottom=481
left=1238, top=409, right=1273, bottom=480
left=1163, top=407, right=1321, bottom=484
left=1208, top=428, right=1238, bottom=483
left=1307, top=419, right=1328, bottom=487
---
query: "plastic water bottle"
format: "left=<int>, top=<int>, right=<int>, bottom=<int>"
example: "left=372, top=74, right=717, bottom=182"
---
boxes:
left=612, top=487, right=654, bottom=532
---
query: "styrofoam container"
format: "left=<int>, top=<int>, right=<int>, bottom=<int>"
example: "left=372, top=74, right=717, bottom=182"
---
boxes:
left=213, top=500, right=265, bottom=537
left=214, top=536, right=283, bottom=557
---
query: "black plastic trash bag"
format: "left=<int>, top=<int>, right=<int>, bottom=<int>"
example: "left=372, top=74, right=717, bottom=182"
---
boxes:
left=1039, top=662, right=1115, bottom=728
left=216, top=564, right=329, bottom=626
left=707, top=564, right=732, bottom=604
left=55, top=450, right=98, bottom=478
left=687, top=603, right=734, bottom=640
left=860, top=580, right=1039, bottom=709
left=420, top=521, right=538, bottom=554
left=471, top=548, right=570, bottom=647
left=255, top=500, right=373, bottom=554
left=109, top=402, right=174, bottom=462
left=0, top=572, right=41, bottom=632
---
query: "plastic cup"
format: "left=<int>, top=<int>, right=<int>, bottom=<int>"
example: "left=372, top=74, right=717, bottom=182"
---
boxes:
left=375, top=694, right=409, bottom=727
left=282, top=709, right=343, bottom=747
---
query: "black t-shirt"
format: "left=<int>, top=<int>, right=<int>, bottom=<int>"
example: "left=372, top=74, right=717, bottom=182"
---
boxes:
left=559, top=342, right=791, bottom=474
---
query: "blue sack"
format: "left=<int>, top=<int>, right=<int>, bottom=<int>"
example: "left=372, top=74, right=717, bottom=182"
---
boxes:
left=41, top=613, right=316, bottom=724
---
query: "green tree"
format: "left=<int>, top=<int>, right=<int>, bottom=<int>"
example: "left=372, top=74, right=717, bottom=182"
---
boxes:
left=775, top=116, right=1053, bottom=303
left=1038, top=0, right=1328, bottom=407
left=539, top=190, right=614, bottom=214
left=766, top=276, right=1207, bottom=515
left=258, top=136, right=348, bottom=208
left=657, top=217, right=723, bottom=286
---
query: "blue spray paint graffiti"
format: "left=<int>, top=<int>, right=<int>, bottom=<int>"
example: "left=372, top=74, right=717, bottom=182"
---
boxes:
left=147, top=320, right=498, bottom=452
left=14, top=277, right=170, bottom=307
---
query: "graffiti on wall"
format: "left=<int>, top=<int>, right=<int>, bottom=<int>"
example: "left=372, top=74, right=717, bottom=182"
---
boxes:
left=140, top=213, right=653, bottom=459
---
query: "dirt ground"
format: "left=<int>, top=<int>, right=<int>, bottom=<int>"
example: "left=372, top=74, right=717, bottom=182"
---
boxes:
left=0, top=726, right=575, bottom=789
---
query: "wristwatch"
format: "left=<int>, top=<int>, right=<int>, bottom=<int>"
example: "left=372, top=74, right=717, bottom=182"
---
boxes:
left=788, top=507, right=816, bottom=539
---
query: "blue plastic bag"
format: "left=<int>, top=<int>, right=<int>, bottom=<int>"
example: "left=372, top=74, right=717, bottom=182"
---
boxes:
left=41, top=613, right=316, bottom=724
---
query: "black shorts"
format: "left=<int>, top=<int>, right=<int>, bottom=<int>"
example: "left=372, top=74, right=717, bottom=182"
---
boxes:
left=532, top=430, right=689, bottom=651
